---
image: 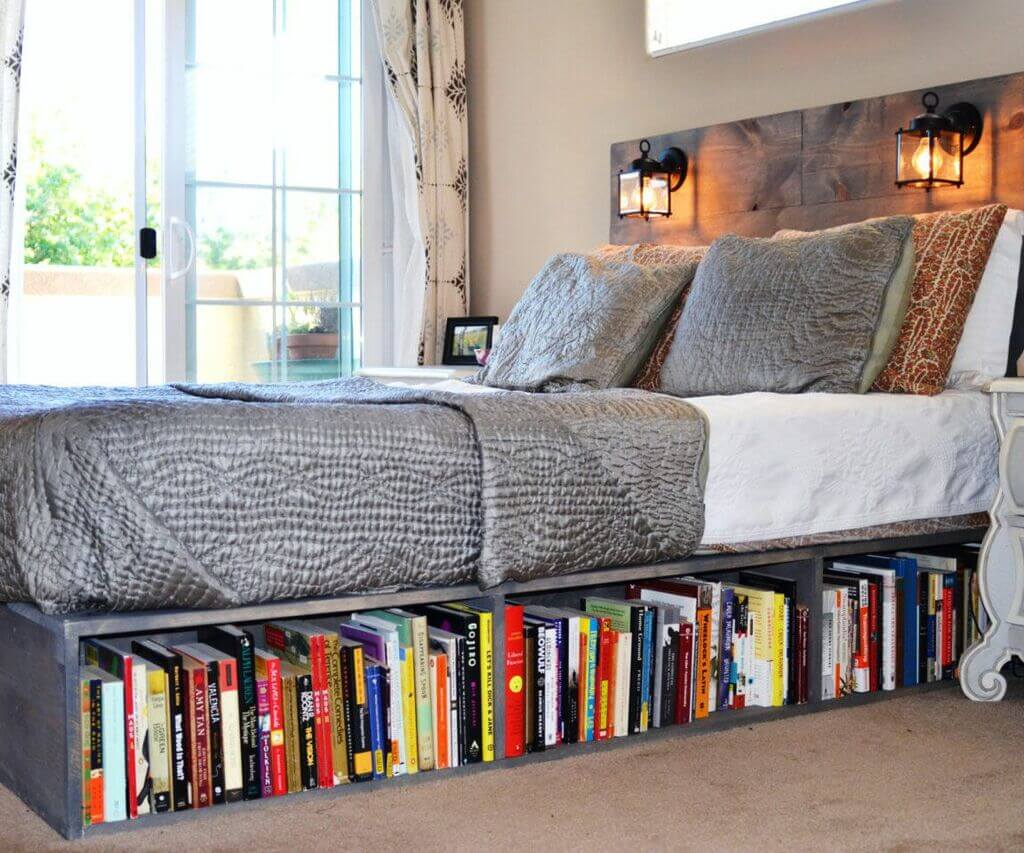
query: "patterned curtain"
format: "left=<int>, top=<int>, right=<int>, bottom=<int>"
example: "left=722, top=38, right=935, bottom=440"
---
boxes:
left=371, top=0, right=468, bottom=365
left=0, top=1, right=23, bottom=382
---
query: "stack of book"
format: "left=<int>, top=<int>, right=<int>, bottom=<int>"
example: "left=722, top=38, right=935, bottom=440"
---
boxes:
left=503, top=572, right=811, bottom=756
left=821, top=547, right=981, bottom=700
left=78, top=601, right=495, bottom=825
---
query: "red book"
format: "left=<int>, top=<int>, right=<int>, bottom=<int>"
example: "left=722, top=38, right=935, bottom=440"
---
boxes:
left=255, top=650, right=287, bottom=796
left=675, top=622, right=694, bottom=724
left=431, top=653, right=450, bottom=769
left=183, top=661, right=212, bottom=808
left=504, top=604, right=526, bottom=758
left=309, top=636, right=334, bottom=789
left=942, top=583, right=954, bottom=669
left=595, top=618, right=613, bottom=740
left=868, top=582, right=881, bottom=693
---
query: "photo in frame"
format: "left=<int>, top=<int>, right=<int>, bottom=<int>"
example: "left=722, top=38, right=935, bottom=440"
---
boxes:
left=442, top=316, right=499, bottom=365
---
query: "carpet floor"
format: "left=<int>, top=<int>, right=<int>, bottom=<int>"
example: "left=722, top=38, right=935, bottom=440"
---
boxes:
left=2, top=683, right=1023, bottom=852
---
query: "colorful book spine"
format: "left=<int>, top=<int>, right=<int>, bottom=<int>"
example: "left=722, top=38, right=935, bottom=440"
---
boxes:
left=772, top=593, right=786, bottom=706
left=718, top=589, right=734, bottom=712
left=694, top=606, right=712, bottom=719
left=677, top=622, right=694, bottom=724
left=254, top=651, right=288, bottom=796
left=279, top=669, right=302, bottom=794
left=596, top=618, right=613, bottom=739
left=429, top=652, right=450, bottom=770
left=504, top=604, right=526, bottom=758
left=82, top=674, right=105, bottom=825
left=474, top=608, right=495, bottom=761
left=399, top=648, right=419, bottom=773
left=942, top=574, right=955, bottom=679
left=321, top=633, right=349, bottom=786
left=256, top=677, right=273, bottom=798
left=296, top=670, right=318, bottom=790
left=340, top=641, right=373, bottom=781
left=366, top=662, right=387, bottom=780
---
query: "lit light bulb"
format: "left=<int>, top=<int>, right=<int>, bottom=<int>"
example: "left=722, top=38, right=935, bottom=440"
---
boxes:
left=912, top=136, right=943, bottom=178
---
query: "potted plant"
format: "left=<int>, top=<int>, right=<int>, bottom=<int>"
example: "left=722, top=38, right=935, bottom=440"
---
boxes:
left=283, top=306, right=339, bottom=361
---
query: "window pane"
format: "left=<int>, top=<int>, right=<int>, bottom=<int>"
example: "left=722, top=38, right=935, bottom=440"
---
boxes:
left=280, top=0, right=339, bottom=76
left=192, top=0, right=275, bottom=69
left=283, top=191, right=359, bottom=304
left=191, top=303, right=276, bottom=383
left=187, top=67, right=274, bottom=185
left=193, top=187, right=274, bottom=301
left=278, top=305, right=357, bottom=380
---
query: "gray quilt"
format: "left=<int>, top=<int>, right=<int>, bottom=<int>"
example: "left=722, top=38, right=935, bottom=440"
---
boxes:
left=0, top=378, right=707, bottom=613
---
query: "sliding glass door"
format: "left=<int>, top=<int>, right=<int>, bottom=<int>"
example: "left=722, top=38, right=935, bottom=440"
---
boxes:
left=13, top=0, right=378, bottom=386
left=163, top=0, right=367, bottom=384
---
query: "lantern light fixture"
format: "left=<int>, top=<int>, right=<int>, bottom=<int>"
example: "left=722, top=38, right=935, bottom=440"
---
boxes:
left=617, top=138, right=687, bottom=219
left=895, top=91, right=983, bottom=191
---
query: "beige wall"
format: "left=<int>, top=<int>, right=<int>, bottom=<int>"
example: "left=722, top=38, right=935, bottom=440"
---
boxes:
left=466, top=0, right=1024, bottom=320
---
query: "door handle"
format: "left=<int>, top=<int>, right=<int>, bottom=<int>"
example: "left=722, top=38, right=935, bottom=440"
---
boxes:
left=167, top=216, right=196, bottom=279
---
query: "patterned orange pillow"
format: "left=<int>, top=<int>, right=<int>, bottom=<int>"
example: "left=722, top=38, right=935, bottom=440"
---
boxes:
left=872, top=204, right=1007, bottom=395
left=593, top=243, right=708, bottom=390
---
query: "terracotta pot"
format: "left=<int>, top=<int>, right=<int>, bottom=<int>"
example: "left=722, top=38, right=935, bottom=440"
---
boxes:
left=285, top=332, right=338, bottom=361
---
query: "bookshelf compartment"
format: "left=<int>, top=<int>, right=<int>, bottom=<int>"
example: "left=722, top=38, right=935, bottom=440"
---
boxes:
left=0, top=526, right=983, bottom=840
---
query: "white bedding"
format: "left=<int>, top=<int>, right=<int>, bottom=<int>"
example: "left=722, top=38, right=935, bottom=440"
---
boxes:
left=423, top=380, right=997, bottom=545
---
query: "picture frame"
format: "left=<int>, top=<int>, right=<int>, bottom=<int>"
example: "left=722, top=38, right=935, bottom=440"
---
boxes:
left=442, top=315, right=499, bottom=366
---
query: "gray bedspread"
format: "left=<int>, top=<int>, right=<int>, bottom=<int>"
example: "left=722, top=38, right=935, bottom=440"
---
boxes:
left=0, top=378, right=707, bottom=613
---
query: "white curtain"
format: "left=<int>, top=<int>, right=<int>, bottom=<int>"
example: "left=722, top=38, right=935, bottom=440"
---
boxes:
left=371, top=0, right=469, bottom=365
left=0, top=0, right=24, bottom=382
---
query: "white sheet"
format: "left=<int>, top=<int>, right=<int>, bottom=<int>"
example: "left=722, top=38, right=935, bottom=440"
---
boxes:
left=417, top=380, right=997, bottom=545
left=689, top=389, right=996, bottom=544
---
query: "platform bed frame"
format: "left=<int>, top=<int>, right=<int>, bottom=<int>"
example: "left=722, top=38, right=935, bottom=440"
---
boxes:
left=0, top=526, right=983, bottom=840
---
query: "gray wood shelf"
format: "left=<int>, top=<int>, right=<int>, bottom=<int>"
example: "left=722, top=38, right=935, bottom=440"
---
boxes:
left=0, top=526, right=983, bottom=840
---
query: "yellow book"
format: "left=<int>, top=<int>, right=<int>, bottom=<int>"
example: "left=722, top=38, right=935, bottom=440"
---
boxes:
left=400, top=649, right=419, bottom=774
left=146, top=665, right=172, bottom=812
left=321, top=634, right=349, bottom=785
left=578, top=618, right=591, bottom=740
left=772, top=593, right=785, bottom=707
left=731, top=586, right=774, bottom=707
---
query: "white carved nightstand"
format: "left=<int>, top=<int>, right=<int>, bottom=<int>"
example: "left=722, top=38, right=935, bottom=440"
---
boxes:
left=960, top=378, right=1024, bottom=701
left=355, top=365, right=480, bottom=387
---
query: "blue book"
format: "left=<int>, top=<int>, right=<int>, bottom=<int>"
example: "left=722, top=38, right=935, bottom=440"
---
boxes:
left=83, top=665, right=126, bottom=822
left=718, top=589, right=735, bottom=711
left=365, top=661, right=386, bottom=780
left=640, top=608, right=653, bottom=730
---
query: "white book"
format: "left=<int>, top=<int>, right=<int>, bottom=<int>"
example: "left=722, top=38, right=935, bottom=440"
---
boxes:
left=782, top=597, right=790, bottom=706
left=130, top=660, right=149, bottom=816
left=615, top=632, right=632, bottom=737
left=351, top=614, right=407, bottom=775
left=822, top=587, right=842, bottom=700
left=544, top=626, right=557, bottom=747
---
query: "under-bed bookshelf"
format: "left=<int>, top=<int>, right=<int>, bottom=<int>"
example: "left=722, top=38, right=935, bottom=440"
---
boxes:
left=0, top=527, right=983, bottom=840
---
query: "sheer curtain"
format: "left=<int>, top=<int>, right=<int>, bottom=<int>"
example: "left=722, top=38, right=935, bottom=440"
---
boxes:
left=370, top=0, right=469, bottom=365
left=0, top=0, right=24, bottom=382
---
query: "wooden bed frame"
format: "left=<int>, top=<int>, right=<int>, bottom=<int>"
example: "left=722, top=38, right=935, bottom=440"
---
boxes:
left=0, top=526, right=984, bottom=839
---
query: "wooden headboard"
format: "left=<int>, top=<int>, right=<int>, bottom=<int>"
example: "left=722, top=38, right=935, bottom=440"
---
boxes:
left=609, top=71, right=1024, bottom=245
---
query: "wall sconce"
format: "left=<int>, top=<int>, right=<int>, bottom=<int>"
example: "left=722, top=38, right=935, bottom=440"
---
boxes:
left=895, top=91, right=982, bottom=190
left=618, top=138, right=687, bottom=219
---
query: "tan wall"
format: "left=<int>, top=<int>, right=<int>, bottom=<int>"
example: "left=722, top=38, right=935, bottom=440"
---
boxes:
left=466, top=0, right=1024, bottom=320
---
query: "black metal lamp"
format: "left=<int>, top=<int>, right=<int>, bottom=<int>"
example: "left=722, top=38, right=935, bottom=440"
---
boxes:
left=618, top=138, right=687, bottom=219
left=895, top=91, right=983, bottom=190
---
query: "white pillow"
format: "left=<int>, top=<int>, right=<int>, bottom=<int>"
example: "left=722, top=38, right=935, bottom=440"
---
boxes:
left=947, top=208, right=1024, bottom=388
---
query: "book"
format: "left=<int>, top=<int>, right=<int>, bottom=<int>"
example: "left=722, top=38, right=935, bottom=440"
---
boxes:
left=256, top=676, right=273, bottom=798
left=81, top=640, right=138, bottom=820
left=428, top=651, right=450, bottom=770
left=131, top=640, right=189, bottom=811
left=614, top=631, right=631, bottom=737
left=278, top=662, right=304, bottom=793
left=338, top=637, right=373, bottom=781
left=253, top=648, right=288, bottom=796
left=365, top=658, right=388, bottom=779
left=144, top=662, right=171, bottom=813
left=81, top=670, right=104, bottom=825
left=677, top=621, right=694, bottom=723
left=524, top=622, right=537, bottom=752
left=503, top=603, right=526, bottom=758
left=198, top=625, right=260, bottom=799
left=83, top=666, right=126, bottom=823
left=428, top=627, right=464, bottom=767
left=263, top=622, right=336, bottom=788
left=127, top=658, right=150, bottom=816
left=832, top=558, right=898, bottom=691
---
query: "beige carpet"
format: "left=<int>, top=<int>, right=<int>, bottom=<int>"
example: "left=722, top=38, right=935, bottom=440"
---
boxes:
left=3, top=684, right=1023, bottom=852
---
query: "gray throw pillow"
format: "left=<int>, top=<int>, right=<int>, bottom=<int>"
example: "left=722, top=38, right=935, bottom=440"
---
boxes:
left=480, top=252, right=700, bottom=391
left=659, top=217, right=914, bottom=397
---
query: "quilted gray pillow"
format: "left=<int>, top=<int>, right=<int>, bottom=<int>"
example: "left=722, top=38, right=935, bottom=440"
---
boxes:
left=659, top=216, right=914, bottom=397
left=480, top=252, right=699, bottom=391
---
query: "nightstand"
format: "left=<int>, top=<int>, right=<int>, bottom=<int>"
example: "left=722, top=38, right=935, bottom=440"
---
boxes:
left=355, top=365, right=480, bottom=387
left=960, top=378, right=1024, bottom=700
